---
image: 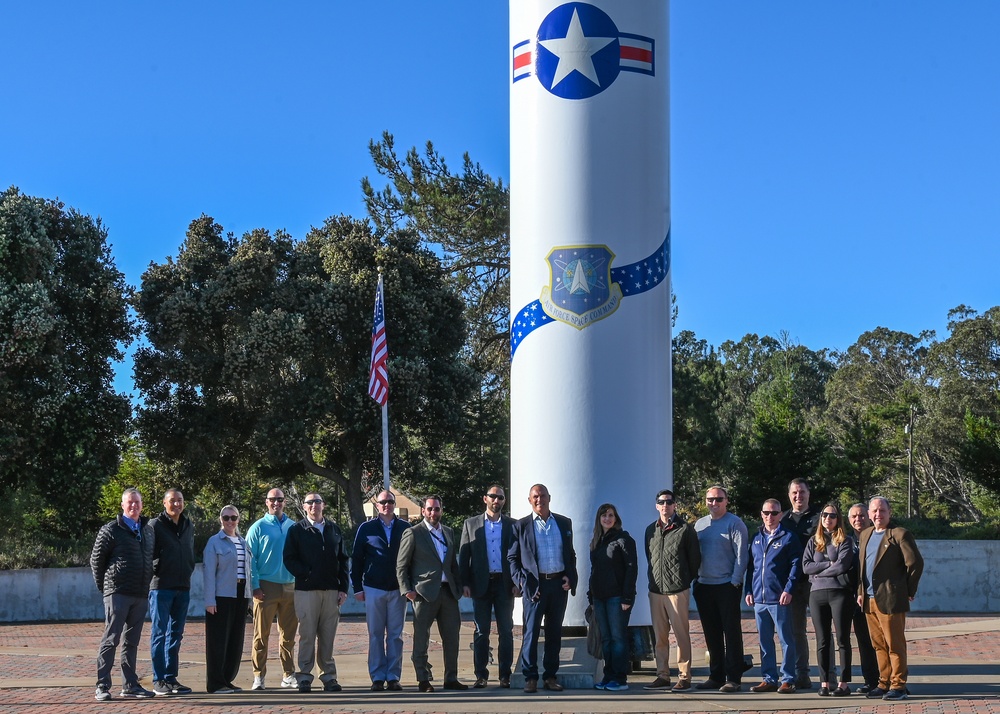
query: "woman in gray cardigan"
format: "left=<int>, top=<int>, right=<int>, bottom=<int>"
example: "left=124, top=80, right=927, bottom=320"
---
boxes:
left=203, top=505, right=251, bottom=693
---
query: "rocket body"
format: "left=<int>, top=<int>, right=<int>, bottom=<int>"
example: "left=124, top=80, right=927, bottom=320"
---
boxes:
left=509, top=0, right=671, bottom=626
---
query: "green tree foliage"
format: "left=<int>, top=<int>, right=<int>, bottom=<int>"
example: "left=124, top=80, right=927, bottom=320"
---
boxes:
left=0, top=187, right=133, bottom=536
left=133, top=215, right=476, bottom=527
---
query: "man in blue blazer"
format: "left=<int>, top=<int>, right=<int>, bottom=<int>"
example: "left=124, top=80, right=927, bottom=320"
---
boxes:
left=507, top=483, right=578, bottom=693
left=459, top=484, right=518, bottom=688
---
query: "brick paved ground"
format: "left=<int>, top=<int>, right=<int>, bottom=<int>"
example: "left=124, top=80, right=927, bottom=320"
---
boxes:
left=1, top=613, right=997, bottom=713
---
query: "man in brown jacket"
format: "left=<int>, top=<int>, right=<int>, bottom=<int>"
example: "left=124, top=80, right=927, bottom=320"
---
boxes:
left=856, top=497, right=924, bottom=702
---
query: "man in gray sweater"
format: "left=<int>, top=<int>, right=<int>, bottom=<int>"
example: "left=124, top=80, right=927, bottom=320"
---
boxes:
left=643, top=489, right=701, bottom=691
left=693, top=485, right=749, bottom=693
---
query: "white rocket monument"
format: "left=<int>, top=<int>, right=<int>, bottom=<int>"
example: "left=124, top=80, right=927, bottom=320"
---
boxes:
left=509, top=1, right=671, bottom=626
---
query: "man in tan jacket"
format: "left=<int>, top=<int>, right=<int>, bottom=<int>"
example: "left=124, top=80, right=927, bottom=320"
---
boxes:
left=857, top=497, right=924, bottom=702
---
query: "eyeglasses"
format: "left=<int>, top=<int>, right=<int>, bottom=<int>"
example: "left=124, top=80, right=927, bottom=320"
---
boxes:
left=222, top=515, right=239, bottom=522
left=485, top=493, right=506, bottom=500
left=821, top=512, right=838, bottom=519
left=425, top=506, right=442, bottom=512
left=656, top=498, right=675, bottom=506
left=377, top=499, right=396, bottom=505
left=706, top=497, right=725, bottom=503
left=761, top=510, right=781, bottom=516
left=304, top=499, right=324, bottom=505
left=266, top=497, right=285, bottom=503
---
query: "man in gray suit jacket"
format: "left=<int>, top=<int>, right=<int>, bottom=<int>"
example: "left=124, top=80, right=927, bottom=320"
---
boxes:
left=396, top=495, right=468, bottom=692
left=459, top=484, right=518, bottom=688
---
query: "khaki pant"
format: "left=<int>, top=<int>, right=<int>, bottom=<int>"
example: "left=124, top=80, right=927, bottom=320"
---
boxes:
left=252, top=580, right=297, bottom=679
left=864, top=597, right=908, bottom=690
left=649, top=589, right=693, bottom=682
left=294, top=589, right=342, bottom=684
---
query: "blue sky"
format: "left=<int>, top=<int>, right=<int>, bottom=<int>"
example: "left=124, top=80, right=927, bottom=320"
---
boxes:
left=4, top=2, right=999, bottom=396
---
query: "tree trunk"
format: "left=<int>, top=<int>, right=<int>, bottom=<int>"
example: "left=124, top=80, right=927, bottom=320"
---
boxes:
left=301, top=450, right=368, bottom=530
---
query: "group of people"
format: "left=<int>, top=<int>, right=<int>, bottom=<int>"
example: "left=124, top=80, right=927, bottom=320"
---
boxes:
left=679, top=480, right=925, bottom=702
left=89, top=479, right=924, bottom=703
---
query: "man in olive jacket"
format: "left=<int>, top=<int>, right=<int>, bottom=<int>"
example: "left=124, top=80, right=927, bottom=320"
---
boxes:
left=857, top=497, right=924, bottom=702
left=643, top=489, right=701, bottom=691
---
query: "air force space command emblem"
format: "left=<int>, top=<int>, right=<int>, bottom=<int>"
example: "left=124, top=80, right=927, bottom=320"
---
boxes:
left=512, top=2, right=655, bottom=99
left=541, top=245, right=622, bottom=329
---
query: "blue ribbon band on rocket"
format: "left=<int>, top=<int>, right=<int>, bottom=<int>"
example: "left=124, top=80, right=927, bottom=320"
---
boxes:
left=510, top=231, right=670, bottom=360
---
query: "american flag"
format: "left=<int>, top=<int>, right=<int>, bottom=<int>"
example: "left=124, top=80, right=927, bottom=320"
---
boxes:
left=367, top=275, right=389, bottom=406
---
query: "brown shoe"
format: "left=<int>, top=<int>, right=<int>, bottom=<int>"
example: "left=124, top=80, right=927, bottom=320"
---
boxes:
left=777, top=682, right=797, bottom=694
left=386, top=680, right=402, bottom=691
left=643, top=677, right=672, bottom=690
left=543, top=678, right=564, bottom=692
left=750, top=681, right=778, bottom=693
left=719, top=682, right=741, bottom=693
left=672, top=679, right=691, bottom=691
left=499, top=677, right=510, bottom=688
left=523, top=679, right=537, bottom=693
left=473, top=678, right=488, bottom=689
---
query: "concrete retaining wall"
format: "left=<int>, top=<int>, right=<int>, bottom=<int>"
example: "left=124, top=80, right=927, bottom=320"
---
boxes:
left=0, top=540, right=996, bottom=622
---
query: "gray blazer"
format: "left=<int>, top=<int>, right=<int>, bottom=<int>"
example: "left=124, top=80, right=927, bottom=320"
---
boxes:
left=396, top=522, right=461, bottom=601
left=203, top=530, right=252, bottom=608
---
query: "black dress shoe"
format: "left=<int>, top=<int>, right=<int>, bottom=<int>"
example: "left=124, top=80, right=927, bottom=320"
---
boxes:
left=323, top=681, right=342, bottom=692
left=833, top=686, right=850, bottom=697
left=371, top=680, right=385, bottom=691
left=819, top=685, right=830, bottom=696
left=473, top=678, right=488, bottom=688
left=499, top=677, right=510, bottom=688
left=386, top=680, right=402, bottom=691
left=444, top=680, right=469, bottom=690
left=418, top=680, right=435, bottom=693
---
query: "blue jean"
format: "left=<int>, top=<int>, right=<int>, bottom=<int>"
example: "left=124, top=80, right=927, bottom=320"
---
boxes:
left=363, top=585, right=407, bottom=682
left=754, top=602, right=797, bottom=684
left=593, top=597, right=632, bottom=684
left=148, top=588, right=190, bottom=681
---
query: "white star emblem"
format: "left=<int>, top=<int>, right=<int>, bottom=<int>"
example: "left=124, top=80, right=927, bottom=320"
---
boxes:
left=538, top=8, right=615, bottom=89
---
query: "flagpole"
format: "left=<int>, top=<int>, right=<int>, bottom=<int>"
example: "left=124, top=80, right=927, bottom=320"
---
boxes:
left=381, top=403, right=390, bottom=491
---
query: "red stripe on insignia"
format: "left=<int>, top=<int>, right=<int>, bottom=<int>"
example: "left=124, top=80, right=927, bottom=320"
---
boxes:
left=514, top=52, right=532, bottom=70
left=620, top=46, right=652, bottom=63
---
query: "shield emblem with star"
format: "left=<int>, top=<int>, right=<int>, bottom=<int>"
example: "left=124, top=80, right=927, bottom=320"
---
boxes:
left=540, top=244, right=622, bottom=330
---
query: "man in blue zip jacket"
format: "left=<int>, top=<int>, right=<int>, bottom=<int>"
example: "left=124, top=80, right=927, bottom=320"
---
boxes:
left=744, top=498, right=803, bottom=695
left=245, top=487, right=298, bottom=690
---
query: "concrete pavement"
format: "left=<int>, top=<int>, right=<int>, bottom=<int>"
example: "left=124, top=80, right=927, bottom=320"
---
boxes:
left=1, top=612, right=998, bottom=713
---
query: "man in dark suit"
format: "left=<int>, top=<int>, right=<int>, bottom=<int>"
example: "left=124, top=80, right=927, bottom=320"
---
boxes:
left=459, top=484, right=518, bottom=689
left=396, top=495, right=467, bottom=692
left=857, top=496, right=924, bottom=702
left=508, top=483, right=578, bottom=693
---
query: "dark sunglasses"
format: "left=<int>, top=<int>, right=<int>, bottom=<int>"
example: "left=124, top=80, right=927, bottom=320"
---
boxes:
left=761, top=510, right=781, bottom=516
left=656, top=498, right=675, bottom=506
left=266, top=497, right=285, bottom=503
left=821, top=512, right=839, bottom=519
left=706, top=497, right=725, bottom=503
left=377, top=499, right=396, bottom=505
left=485, top=493, right=506, bottom=500
left=222, top=515, right=239, bottom=522
left=304, top=499, right=324, bottom=505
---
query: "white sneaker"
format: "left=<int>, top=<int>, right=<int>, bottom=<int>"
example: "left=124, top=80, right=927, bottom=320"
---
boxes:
left=252, top=676, right=265, bottom=691
left=281, top=674, right=297, bottom=688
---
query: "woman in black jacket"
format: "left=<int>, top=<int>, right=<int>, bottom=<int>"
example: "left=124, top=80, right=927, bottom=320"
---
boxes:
left=588, top=503, right=638, bottom=692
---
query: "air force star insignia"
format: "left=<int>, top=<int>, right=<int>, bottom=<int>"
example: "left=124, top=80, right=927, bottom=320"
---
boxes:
left=512, top=2, right=655, bottom=98
left=541, top=245, right=622, bottom=329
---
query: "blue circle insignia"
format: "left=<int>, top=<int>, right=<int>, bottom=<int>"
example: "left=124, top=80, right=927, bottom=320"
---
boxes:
left=536, top=3, right=620, bottom=100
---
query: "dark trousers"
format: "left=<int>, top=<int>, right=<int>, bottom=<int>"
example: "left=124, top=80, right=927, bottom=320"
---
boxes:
left=789, top=579, right=811, bottom=679
left=693, top=582, right=744, bottom=684
left=205, top=595, right=248, bottom=692
left=472, top=579, right=514, bottom=680
left=411, top=587, right=461, bottom=683
left=96, top=593, right=148, bottom=688
left=852, top=597, right=879, bottom=686
left=809, top=588, right=853, bottom=684
left=519, top=577, right=568, bottom=681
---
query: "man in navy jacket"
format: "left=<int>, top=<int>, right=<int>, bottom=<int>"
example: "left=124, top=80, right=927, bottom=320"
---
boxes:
left=744, top=498, right=802, bottom=694
left=507, top=483, right=578, bottom=693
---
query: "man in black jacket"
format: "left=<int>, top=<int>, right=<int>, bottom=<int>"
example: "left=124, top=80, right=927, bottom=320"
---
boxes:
left=149, top=489, right=195, bottom=696
left=91, top=488, right=156, bottom=701
left=283, top=493, right=350, bottom=693
left=783, top=478, right=821, bottom=689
